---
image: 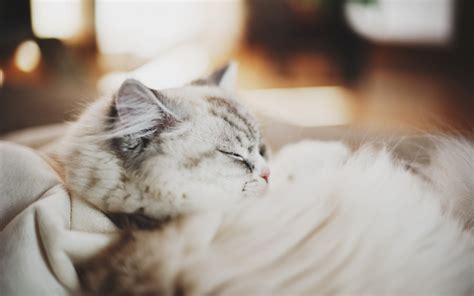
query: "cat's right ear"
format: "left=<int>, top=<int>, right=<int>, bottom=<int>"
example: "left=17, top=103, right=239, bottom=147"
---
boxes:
left=192, top=62, right=238, bottom=93
left=113, top=79, right=176, bottom=138
left=208, top=62, right=238, bottom=93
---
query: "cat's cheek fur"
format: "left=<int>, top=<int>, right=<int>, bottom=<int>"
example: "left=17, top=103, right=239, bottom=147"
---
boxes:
left=137, top=155, right=264, bottom=219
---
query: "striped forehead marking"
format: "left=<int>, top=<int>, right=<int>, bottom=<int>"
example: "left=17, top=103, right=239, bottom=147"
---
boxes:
left=206, top=96, right=258, bottom=143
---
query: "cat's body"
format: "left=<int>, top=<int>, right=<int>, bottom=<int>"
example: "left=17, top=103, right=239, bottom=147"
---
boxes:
left=78, top=139, right=474, bottom=295
left=51, top=64, right=474, bottom=294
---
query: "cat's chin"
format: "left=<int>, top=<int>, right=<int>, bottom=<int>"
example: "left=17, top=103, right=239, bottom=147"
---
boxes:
left=182, top=182, right=267, bottom=213
left=242, top=178, right=268, bottom=198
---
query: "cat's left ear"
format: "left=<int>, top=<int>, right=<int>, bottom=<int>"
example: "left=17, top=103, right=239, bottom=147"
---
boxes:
left=113, top=79, right=177, bottom=139
left=207, top=61, right=238, bottom=93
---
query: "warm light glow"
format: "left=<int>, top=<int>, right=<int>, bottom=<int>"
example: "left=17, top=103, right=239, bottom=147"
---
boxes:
left=14, top=40, right=41, bottom=73
left=0, top=68, right=4, bottom=87
left=98, top=44, right=210, bottom=94
left=31, top=0, right=84, bottom=40
left=241, top=87, right=353, bottom=127
left=95, top=0, right=242, bottom=58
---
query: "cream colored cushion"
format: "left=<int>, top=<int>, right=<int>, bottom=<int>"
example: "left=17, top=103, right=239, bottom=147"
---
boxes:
left=0, top=142, right=117, bottom=295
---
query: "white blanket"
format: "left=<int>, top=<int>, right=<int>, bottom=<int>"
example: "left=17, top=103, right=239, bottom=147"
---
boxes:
left=0, top=142, right=118, bottom=295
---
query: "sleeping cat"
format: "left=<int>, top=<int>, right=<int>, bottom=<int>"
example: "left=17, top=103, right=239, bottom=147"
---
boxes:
left=52, top=63, right=269, bottom=224
left=52, top=64, right=474, bottom=294
left=77, top=139, right=474, bottom=295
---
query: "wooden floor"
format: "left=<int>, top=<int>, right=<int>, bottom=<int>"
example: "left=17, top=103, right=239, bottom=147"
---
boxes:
left=236, top=46, right=474, bottom=135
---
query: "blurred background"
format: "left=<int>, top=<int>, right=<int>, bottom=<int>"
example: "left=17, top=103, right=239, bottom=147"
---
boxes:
left=1, top=0, right=473, bottom=144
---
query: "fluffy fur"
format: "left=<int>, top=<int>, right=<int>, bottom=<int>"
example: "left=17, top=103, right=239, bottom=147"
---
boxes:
left=51, top=64, right=269, bottom=220
left=420, top=138, right=474, bottom=229
left=50, top=63, right=474, bottom=294
left=78, top=139, right=474, bottom=295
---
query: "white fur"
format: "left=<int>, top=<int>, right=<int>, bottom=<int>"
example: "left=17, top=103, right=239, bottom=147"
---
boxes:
left=49, top=67, right=474, bottom=293
left=112, top=140, right=474, bottom=294
left=420, top=137, right=474, bottom=229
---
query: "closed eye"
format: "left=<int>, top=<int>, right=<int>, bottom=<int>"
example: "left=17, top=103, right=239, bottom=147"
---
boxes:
left=218, top=149, right=253, bottom=172
left=259, top=144, right=267, bottom=158
left=218, top=149, right=244, bottom=161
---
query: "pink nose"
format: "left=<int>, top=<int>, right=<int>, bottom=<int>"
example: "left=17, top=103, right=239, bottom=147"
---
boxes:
left=260, top=167, right=270, bottom=183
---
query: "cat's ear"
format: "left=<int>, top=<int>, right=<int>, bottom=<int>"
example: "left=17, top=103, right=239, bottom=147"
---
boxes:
left=207, top=61, right=238, bottom=93
left=114, top=79, right=176, bottom=138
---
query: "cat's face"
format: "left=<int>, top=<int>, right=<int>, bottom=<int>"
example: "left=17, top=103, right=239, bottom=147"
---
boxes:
left=98, top=64, right=269, bottom=218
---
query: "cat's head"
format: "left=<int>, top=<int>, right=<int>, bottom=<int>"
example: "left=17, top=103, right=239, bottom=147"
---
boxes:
left=64, top=63, right=269, bottom=219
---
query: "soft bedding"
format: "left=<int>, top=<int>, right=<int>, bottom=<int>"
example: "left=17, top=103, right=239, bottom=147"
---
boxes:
left=0, top=142, right=117, bottom=295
